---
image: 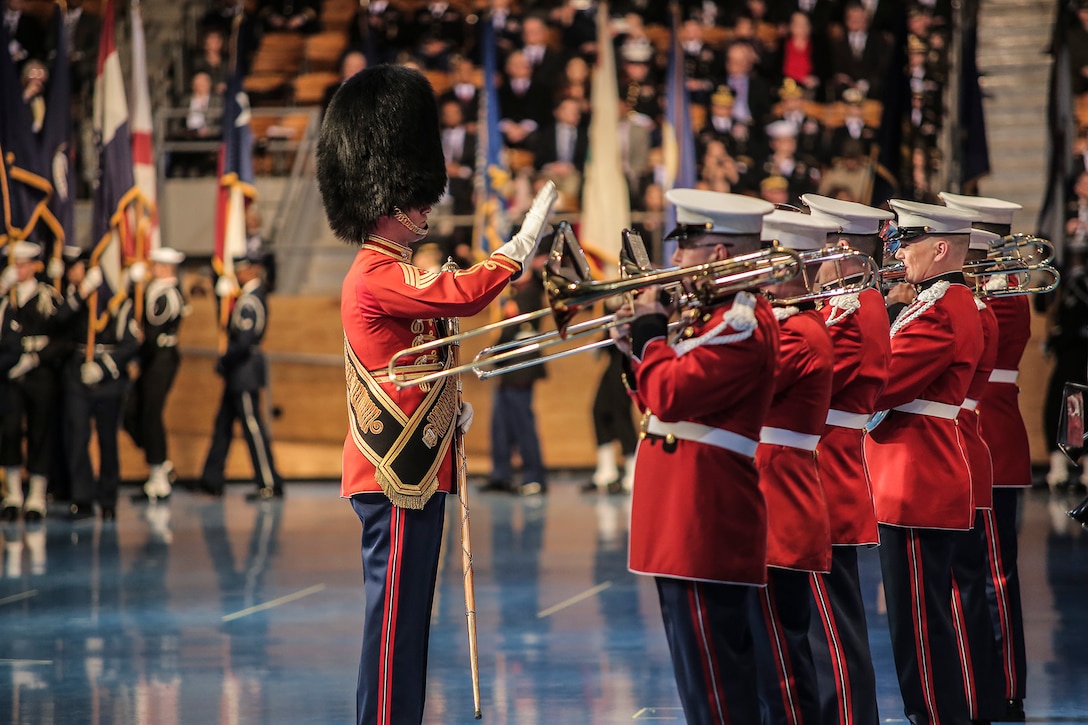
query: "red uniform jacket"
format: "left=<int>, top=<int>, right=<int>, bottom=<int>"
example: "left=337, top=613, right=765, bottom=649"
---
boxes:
left=817, top=287, right=889, bottom=546
left=756, top=308, right=834, bottom=573
left=628, top=292, right=779, bottom=585
left=865, top=276, right=983, bottom=530
left=980, top=295, right=1032, bottom=487
left=958, top=300, right=997, bottom=509
left=340, top=238, right=520, bottom=499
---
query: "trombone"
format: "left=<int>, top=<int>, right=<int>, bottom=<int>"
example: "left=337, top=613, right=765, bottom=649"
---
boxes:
left=989, top=233, right=1054, bottom=266
left=764, top=247, right=880, bottom=306
left=879, top=261, right=1060, bottom=296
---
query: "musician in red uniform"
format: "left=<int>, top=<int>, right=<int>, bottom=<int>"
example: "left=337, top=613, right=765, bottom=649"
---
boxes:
left=803, top=193, right=892, bottom=725
left=315, top=65, right=557, bottom=725
left=750, top=209, right=836, bottom=725
left=865, top=199, right=984, bottom=724
left=940, top=192, right=1031, bottom=721
left=614, top=189, right=778, bottom=724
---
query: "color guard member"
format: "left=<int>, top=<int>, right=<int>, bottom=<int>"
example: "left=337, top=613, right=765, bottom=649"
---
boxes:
left=616, top=189, right=778, bottom=724
left=750, top=208, right=837, bottom=725
left=315, top=65, right=557, bottom=725
left=803, top=193, right=892, bottom=725
left=866, top=199, right=984, bottom=724
left=940, top=191, right=1031, bottom=721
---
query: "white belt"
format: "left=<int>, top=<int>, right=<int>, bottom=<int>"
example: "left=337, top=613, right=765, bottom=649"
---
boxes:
left=22, top=335, right=48, bottom=353
left=825, top=409, right=871, bottom=430
left=759, top=426, right=821, bottom=452
left=989, top=369, right=1018, bottom=384
left=893, top=399, right=961, bottom=420
left=156, top=333, right=179, bottom=347
left=961, top=398, right=979, bottom=411
left=646, top=415, right=758, bottom=458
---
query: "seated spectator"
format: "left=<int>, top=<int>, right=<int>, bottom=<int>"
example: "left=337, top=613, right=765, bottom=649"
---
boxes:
left=686, top=0, right=728, bottom=28
left=618, top=97, right=654, bottom=197
left=619, top=39, right=661, bottom=121
left=257, top=0, right=319, bottom=34
left=521, top=14, right=566, bottom=97
left=723, top=41, right=772, bottom=128
left=817, top=138, right=872, bottom=203
left=555, top=55, right=591, bottom=115
left=697, top=85, right=759, bottom=167
left=412, top=29, right=453, bottom=71
left=533, top=98, right=588, bottom=212
left=829, top=1, right=891, bottom=100
left=438, top=55, right=481, bottom=127
left=730, top=12, right=772, bottom=79
left=169, top=71, right=221, bottom=177
left=552, top=0, right=597, bottom=60
left=498, top=50, right=551, bottom=150
left=349, top=0, right=404, bottom=65
left=678, top=18, right=718, bottom=106
left=192, top=28, right=228, bottom=96
left=198, top=0, right=241, bottom=40
left=67, top=0, right=101, bottom=101
left=778, top=11, right=822, bottom=96
left=439, top=98, right=477, bottom=216
left=776, top=78, right=827, bottom=165
left=322, top=50, right=366, bottom=110
left=762, top=118, right=820, bottom=202
left=4, top=0, right=44, bottom=68
left=697, top=139, right=742, bottom=193
left=488, top=0, right=523, bottom=60
left=828, top=87, right=876, bottom=160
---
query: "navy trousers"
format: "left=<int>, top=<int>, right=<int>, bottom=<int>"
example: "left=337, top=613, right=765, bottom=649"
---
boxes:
left=809, top=546, right=880, bottom=725
left=986, top=489, right=1026, bottom=701
left=655, top=576, right=760, bottom=725
left=351, top=492, right=446, bottom=725
left=490, top=386, right=545, bottom=485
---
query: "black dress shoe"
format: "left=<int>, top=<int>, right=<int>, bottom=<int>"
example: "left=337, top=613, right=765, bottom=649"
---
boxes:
left=580, top=480, right=603, bottom=493
left=1, top=506, right=20, bottom=522
left=1004, top=699, right=1026, bottom=721
left=100, top=507, right=116, bottom=521
left=69, top=503, right=95, bottom=521
left=194, top=480, right=224, bottom=497
left=23, top=509, right=43, bottom=523
left=479, top=480, right=512, bottom=493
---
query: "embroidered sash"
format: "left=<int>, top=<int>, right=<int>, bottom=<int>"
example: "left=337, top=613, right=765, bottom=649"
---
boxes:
left=344, top=336, right=458, bottom=509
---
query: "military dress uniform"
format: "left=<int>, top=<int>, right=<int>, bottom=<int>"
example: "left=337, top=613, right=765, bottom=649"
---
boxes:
left=865, top=200, right=984, bottom=725
left=201, top=269, right=283, bottom=498
left=627, top=190, right=777, bottom=725
left=804, top=187, right=895, bottom=725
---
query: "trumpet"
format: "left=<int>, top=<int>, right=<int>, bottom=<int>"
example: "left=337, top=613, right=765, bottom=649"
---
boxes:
left=764, top=247, right=880, bottom=306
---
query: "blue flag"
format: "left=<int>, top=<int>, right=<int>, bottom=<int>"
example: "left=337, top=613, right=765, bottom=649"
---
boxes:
left=42, top=5, right=74, bottom=252
left=662, top=2, right=697, bottom=263
left=473, top=16, right=509, bottom=255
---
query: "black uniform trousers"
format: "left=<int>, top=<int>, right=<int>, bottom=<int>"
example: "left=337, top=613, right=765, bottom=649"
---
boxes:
left=592, top=350, right=637, bottom=455
left=124, top=348, right=180, bottom=465
left=350, top=492, right=446, bottom=725
left=985, top=490, right=1027, bottom=701
left=655, top=576, right=761, bottom=725
left=809, top=546, right=880, bottom=725
left=201, top=387, right=282, bottom=493
left=750, top=567, right=822, bottom=725
left=64, top=371, right=125, bottom=509
left=878, top=524, right=971, bottom=725
left=1, top=368, right=57, bottom=477
left=950, top=510, right=1005, bottom=721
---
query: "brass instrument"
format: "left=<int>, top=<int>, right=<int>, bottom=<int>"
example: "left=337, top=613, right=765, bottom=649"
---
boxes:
left=878, top=260, right=1061, bottom=297
left=764, top=247, right=880, bottom=306
left=988, top=233, right=1054, bottom=266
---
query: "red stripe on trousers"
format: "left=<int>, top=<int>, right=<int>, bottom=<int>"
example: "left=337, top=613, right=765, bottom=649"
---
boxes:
left=907, top=531, right=941, bottom=725
left=760, top=583, right=802, bottom=725
left=810, top=573, right=852, bottom=725
left=688, top=583, right=731, bottom=725
left=377, top=507, right=405, bottom=725
left=950, top=579, right=978, bottom=715
left=982, top=509, right=1017, bottom=697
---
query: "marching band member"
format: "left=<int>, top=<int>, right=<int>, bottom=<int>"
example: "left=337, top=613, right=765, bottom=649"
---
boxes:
left=614, top=189, right=777, bottom=724
left=750, top=208, right=837, bottom=725
left=803, top=193, right=892, bottom=725
left=940, top=191, right=1031, bottom=721
left=866, top=199, right=983, bottom=724
left=315, top=64, right=557, bottom=725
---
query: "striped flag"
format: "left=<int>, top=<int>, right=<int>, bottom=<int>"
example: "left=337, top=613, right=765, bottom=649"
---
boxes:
left=130, top=1, right=160, bottom=256
left=661, top=2, right=697, bottom=263
left=91, top=0, right=137, bottom=317
left=472, top=15, right=509, bottom=255
left=578, top=1, right=630, bottom=277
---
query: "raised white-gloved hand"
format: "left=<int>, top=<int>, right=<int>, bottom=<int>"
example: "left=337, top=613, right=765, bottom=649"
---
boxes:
left=8, top=353, right=38, bottom=380
left=493, top=180, right=558, bottom=267
left=47, top=256, right=64, bottom=281
left=128, top=260, right=148, bottom=284
left=81, top=361, right=104, bottom=385
left=215, top=275, right=238, bottom=298
left=0, top=265, right=18, bottom=295
left=457, top=401, right=474, bottom=434
left=79, top=266, right=104, bottom=299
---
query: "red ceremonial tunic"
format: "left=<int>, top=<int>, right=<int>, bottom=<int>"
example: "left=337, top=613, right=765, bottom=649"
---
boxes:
left=628, top=291, right=779, bottom=585
left=817, top=287, right=889, bottom=546
left=865, top=277, right=984, bottom=530
left=958, top=300, right=997, bottom=509
left=756, top=307, right=834, bottom=573
left=340, top=237, right=520, bottom=499
left=980, top=295, right=1032, bottom=487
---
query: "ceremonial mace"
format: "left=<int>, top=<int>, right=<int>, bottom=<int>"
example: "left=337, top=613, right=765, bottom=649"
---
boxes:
left=443, top=258, right=483, bottom=719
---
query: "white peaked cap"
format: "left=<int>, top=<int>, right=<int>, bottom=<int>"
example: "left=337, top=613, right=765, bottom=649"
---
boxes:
left=766, top=119, right=799, bottom=139
left=889, top=198, right=978, bottom=234
left=149, top=247, right=186, bottom=265
left=666, top=189, right=774, bottom=235
left=11, top=241, right=42, bottom=261
left=801, top=193, right=893, bottom=235
left=762, top=209, right=841, bottom=250
left=969, top=228, right=1002, bottom=251
left=938, top=191, right=1021, bottom=226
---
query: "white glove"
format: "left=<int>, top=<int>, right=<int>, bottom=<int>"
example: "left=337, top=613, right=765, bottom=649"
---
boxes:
left=8, top=353, right=38, bottom=380
left=457, top=401, right=474, bottom=434
left=47, top=256, right=64, bottom=280
left=79, top=266, right=104, bottom=299
left=0, top=265, right=17, bottom=295
left=493, top=180, right=558, bottom=267
left=81, top=361, right=104, bottom=385
left=215, top=275, right=238, bottom=298
left=128, top=260, right=148, bottom=284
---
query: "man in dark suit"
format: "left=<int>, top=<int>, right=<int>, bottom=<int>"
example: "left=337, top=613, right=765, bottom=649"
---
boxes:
left=3, top=0, right=43, bottom=68
left=439, top=98, right=477, bottom=216
left=498, top=50, right=551, bottom=150
left=520, top=14, right=565, bottom=98
left=829, top=2, right=891, bottom=100
left=408, top=1, right=466, bottom=57
left=723, top=41, right=772, bottom=129
left=436, top=56, right=480, bottom=128
left=65, top=0, right=100, bottom=100
left=533, top=97, right=589, bottom=208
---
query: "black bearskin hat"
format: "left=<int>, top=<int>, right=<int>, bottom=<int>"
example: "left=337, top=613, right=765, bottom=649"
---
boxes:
left=316, top=65, right=448, bottom=243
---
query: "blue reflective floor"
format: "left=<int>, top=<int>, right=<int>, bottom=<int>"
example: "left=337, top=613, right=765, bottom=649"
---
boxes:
left=1, top=477, right=1086, bottom=724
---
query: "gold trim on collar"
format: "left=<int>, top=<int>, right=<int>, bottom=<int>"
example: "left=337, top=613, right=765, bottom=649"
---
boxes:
left=363, top=236, right=412, bottom=261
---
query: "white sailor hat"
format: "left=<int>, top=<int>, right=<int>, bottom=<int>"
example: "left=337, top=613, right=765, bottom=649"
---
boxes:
left=766, top=119, right=799, bottom=139
left=665, top=189, right=774, bottom=239
left=149, top=247, right=186, bottom=265
left=61, top=244, right=83, bottom=261
left=620, top=39, right=654, bottom=64
left=937, top=191, right=1022, bottom=226
left=762, top=209, right=841, bottom=251
left=11, top=241, right=41, bottom=261
left=801, top=194, right=893, bottom=235
left=889, top=198, right=978, bottom=235
left=969, top=228, right=1002, bottom=251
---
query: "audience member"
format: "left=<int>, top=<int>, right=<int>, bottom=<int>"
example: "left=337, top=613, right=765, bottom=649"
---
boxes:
left=778, top=11, right=822, bottom=95
left=192, top=28, right=228, bottom=96
left=723, top=41, right=772, bottom=128
left=829, top=1, right=891, bottom=100
left=533, top=97, right=589, bottom=211
left=678, top=18, right=718, bottom=106
left=438, top=55, right=481, bottom=126
left=521, top=14, right=566, bottom=97
left=498, top=50, right=551, bottom=150
left=257, top=0, right=319, bottom=34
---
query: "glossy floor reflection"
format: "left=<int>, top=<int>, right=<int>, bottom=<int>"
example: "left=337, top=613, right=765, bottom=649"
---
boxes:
left=1, top=477, right=1086, bottom=724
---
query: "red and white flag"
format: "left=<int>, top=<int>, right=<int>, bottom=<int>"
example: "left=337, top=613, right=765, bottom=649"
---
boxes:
left=130, top=1, right=159, bottom=256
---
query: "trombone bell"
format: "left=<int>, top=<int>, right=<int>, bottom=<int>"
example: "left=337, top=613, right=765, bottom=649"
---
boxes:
left=766, top=247, right=879, bottom=306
